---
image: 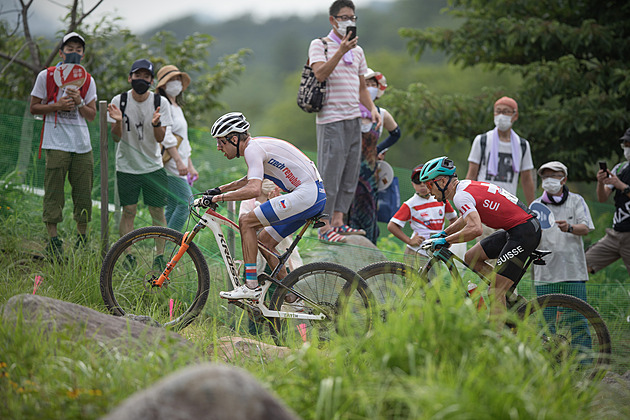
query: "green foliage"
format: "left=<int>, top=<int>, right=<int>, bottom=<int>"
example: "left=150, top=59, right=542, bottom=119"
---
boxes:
left=398, top=0, right=630, bottom=181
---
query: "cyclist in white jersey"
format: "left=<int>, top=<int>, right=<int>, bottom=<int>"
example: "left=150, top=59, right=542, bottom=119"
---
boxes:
left=206, top=112, right=326, bottom=300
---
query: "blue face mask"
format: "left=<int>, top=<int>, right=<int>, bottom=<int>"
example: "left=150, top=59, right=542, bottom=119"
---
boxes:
left=63, top=52, right=83, bottom=64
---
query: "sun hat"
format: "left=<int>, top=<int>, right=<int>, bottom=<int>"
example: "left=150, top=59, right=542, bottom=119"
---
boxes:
left=156, top=65, right=191, bottom=91
left=618, top=127, right=630, bottom=144
left=364, top=68, right=387, bottom=98
left=62, top=32, right=85, bottom=48
left=537, top=161, right=568, bottom=177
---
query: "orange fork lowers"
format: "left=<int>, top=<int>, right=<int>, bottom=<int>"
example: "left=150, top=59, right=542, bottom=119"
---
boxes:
left=152, top=232, right=191, bottom=287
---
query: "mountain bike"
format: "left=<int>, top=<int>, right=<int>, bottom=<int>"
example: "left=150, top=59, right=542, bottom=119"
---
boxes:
left=358, top=241, right=612, bottom=377
left=99, top=197, right=374, bottom=347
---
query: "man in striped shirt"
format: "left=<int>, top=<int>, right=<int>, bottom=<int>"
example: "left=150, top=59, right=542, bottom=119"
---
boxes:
left=309, top=0, right=381, bottom=243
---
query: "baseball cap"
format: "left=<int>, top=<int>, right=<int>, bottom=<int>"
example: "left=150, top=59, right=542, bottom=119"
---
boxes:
left=130, top=59, right=154, bottom=77
left=62, top=32, right=85, bottom=47
left=537, top=161, right=568, bottom=177
left=619, top=127, right=630, bottom=144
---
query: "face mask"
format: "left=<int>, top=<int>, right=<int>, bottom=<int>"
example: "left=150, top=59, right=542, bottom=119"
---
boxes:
left=624, top=146, right=630, bottom=161
left=542, top=177, right=564, bottom=195
left=131, top=79, right=151, bottom=95
left=165, top=80, right=183, bottom=97
left=63, top=52, right=82, bottom=64
left=494, top=114, right=513, bottom=131
left=336, top=20, right=354, bottom=37
left=367, top=86, right=378, bottom=101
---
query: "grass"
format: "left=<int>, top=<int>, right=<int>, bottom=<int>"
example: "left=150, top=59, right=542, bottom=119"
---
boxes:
left=2, top=185, right=630, bottom=419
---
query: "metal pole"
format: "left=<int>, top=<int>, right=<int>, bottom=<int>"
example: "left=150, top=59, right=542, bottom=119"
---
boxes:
left=99, top=100, right=109, bottom=258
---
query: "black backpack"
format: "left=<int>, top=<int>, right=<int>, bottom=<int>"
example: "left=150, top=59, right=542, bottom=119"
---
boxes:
left=479, top=133, right=527, bottom=167
left=119, top=91, right=161, bottom=131
left=297, top=38, right=328, bottom=113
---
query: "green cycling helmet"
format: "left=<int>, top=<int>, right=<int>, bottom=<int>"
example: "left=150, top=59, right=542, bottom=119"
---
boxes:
left=418, top=156, right=456, bottom=182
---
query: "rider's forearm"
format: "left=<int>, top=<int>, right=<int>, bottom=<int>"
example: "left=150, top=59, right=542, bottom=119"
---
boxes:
left=218, top=176, right=248, bottom=193
left=444, top=217, right=465, bottom=236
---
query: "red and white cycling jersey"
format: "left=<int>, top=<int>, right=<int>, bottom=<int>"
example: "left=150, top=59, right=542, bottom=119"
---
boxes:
left=390, top=194, right=456, bottom=251
left=244, top=137, right=322, bottom=192
left=454, top=180, right=533, bottom=230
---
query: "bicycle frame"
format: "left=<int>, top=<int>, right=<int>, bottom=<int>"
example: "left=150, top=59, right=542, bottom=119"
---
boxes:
left=155, top=204, right=326, bottom=321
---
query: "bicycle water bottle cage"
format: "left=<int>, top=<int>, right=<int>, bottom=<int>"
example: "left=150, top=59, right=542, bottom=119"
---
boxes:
left=531, top=249, right=552, bottom=265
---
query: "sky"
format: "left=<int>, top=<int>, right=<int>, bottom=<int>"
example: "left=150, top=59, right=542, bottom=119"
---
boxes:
left=17, top=0, right=394, bottom=35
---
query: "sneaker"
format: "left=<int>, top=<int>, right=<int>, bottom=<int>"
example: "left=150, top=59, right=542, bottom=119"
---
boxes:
left=220, top=284, right=263, bottom=300
left=152, top=255, right=167, bottom=272
left=332, top=224, right=366, bottom=235
left=45, top=237, right=63, bottom=263
left=74, top=233, right=88, bottom=250
left=123, top=254, right=137, bottom=270
left=318, top=228, right=346, bottom=243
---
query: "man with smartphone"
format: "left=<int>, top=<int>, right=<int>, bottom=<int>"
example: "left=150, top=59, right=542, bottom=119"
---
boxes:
left=308, top=0, right=381, bottom=243
left=585, top=128, right=630, bottom=275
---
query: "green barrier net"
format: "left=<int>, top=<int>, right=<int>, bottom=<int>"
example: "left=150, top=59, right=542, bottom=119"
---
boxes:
left=1, top=98, right=628, bottom=370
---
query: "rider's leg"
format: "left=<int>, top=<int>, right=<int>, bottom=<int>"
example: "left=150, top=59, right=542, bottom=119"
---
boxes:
left=239, top=211, right=266, bottom=289
left=258, top=229, right=284, bottom=279
left=465, top=242, right=495, bottom=276
left=465, top=242, right=512, bottom=317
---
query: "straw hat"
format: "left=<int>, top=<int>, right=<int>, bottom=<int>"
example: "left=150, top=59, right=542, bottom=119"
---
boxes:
left=156, top=65, right=191, bottom=91
left=364, top=68, right=387, bottom=98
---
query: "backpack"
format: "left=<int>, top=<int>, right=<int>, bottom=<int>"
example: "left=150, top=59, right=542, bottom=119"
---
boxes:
left=119, top=91, right=161, bottom=132
left=38, top=66, right=92, bottom=158
left=479, top=132, right=527, bottom=168
left=297, top=38, right=328, bottom=113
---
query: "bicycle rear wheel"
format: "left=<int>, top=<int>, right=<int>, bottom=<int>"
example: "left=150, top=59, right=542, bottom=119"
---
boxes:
left=516, top=293, right=612, bottom=378
left=268, top=262, right=374, bottom=347
left=100, top=226, right=210, bottom=330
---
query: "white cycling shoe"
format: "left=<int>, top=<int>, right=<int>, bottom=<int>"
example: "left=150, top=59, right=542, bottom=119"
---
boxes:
left=220, top=284, right=262, bottom=300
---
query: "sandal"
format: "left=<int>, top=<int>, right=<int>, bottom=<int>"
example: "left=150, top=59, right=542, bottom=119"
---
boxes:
left=332, top=224, right=366, bottom=235
left=318, top=228, right=346, bottom=243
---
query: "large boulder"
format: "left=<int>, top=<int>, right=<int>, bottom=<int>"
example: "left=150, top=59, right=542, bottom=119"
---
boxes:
left=101, top=363, right=300, bottom=420
left=207, top=336, right=292, bottom=363
left=1, top=294, right=192, bottom=353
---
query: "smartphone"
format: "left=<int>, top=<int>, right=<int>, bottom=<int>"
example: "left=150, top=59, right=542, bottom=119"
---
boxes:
left=599, top=161, right=610, bottom=177
left=347, top=26, right=357, bottom=41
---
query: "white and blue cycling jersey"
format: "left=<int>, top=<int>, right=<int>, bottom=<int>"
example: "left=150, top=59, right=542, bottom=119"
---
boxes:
left=245, top=137, right=326, bottom=241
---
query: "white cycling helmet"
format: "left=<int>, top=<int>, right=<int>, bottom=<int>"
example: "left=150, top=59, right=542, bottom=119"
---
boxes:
left=211, top=112, right=250, bottom=138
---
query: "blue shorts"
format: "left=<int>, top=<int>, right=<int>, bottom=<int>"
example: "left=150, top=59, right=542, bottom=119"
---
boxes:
left=254, top=181, right=326, bottom=242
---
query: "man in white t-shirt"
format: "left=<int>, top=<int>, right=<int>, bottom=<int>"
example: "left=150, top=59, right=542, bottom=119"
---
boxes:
left=466, top=96, right=535, bottom=204
left=107, top=59, right=187, bottom=269
left=308, top=0, right=381, bottom=243
left=529, top=161, right=594, bottom=350
left=30, top=32, right=97, bottom=261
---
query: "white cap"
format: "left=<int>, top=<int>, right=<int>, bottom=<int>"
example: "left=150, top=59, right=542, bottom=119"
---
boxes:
left=538, top=161, right=568, bottom=176
left=62, top=32, right=85, bottom=47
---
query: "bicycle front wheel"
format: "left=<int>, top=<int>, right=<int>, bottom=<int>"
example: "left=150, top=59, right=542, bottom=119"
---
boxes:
left=358, top=261, right=416, bottom=307
left=269, top=262, right=374, bottom=347
left=516, top=293, right=612, bottom=378
left=100, top=226, right=210, bottom=330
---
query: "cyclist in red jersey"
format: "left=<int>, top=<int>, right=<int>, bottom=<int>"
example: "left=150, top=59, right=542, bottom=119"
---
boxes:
left=418, top=156, right=541, bottom=316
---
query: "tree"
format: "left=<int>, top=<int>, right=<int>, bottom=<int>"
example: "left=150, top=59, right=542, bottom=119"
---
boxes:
left=383, top=0, right=630, bottom=181
left=0, top=0, right=249, bottom=123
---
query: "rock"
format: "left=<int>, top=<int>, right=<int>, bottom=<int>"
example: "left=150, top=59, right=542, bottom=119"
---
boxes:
left=207, top=336, right=292, bottom=363
left=101, top=363, right=300, bottom=420
left=1, top=294, right=192, bottom=354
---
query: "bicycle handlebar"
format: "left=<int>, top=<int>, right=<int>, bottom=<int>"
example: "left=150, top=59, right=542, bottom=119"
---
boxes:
left=193, top=196, right=218, bottom=210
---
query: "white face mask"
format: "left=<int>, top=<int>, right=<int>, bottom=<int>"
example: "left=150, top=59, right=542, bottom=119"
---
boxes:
left=494, top=114, right=513, bottom=131
left=624, top=146, right=630, bottom=161
left=165, top=80, right=183, bottom=97
left=542, top=177, right=564, bottom=195
left=336, top=20, right=354, bottom=37
left=367, top=86, right=378, bottom=101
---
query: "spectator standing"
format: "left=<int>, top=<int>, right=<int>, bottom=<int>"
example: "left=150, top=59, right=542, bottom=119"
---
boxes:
left=348, top=68, right=401, bottom=243
left=388, top=164, right=457, bottom=271
left=29, top=32, right=98, bottom=261
left=309, top=0, right=381, bottom=243
left=107, top=59, right=187, bottom=268
left=585, top=128, right=630, bottom=275
left=466, top=96, right=535, bottom=203
left=156, top=64, right=198, bottom=232
left=530, top=161, right=594, bottom=350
